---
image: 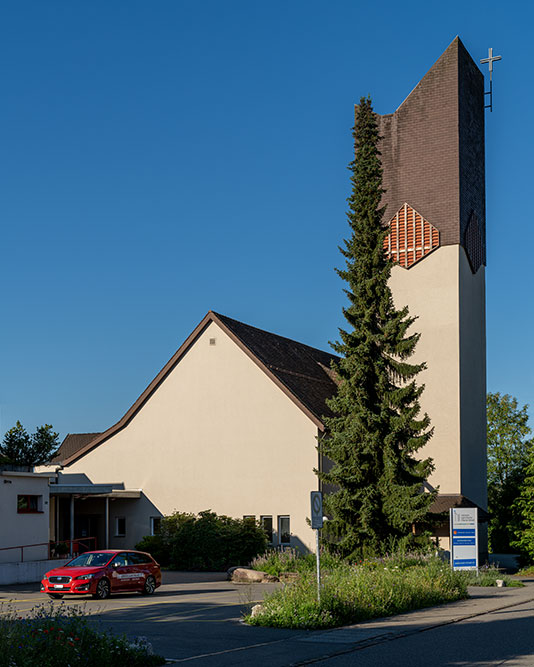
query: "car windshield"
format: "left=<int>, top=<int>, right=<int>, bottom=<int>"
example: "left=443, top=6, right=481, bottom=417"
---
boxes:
left=65, top=552, right=112, bottom=567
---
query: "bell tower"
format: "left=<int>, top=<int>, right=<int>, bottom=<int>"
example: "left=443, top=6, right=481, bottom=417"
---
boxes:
left=375, top=37, right=487, bottom=521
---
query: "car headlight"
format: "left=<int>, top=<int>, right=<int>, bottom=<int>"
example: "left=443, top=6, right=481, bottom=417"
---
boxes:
left=74, top=574, right=95, bottom=580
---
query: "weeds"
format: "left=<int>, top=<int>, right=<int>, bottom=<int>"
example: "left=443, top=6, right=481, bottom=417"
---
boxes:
left=462, top=564, right=523, bottom=587
left=245, top=552, right=468, bottom=629
left=0, top=600, right=165, bottom=666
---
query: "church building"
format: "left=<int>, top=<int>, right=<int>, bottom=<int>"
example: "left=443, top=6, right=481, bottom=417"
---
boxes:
left=47, top=37, right=488, bottom=555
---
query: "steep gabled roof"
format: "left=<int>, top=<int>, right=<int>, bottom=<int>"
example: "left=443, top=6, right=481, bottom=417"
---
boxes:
left=52, top=433, right=101, bottom=464
left=58, top=311, right=339, bottom=465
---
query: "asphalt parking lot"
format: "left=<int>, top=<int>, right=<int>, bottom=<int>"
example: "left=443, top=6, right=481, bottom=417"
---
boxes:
left=3, top=573, right=534, bottom=666
left=0, top=571, right=302, bottom=664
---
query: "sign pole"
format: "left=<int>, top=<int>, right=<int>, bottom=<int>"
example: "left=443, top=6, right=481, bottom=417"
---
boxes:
left=316, top=527, right=321, bottom=604
left=310, top=491, right=323, bottom=605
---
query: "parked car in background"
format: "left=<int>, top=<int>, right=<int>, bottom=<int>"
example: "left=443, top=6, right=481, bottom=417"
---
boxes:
left=41, top=549, right=161, bottom=600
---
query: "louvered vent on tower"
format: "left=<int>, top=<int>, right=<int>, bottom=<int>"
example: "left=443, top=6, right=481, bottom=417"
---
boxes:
left=384, top=203, right=440, bottom=268
left=464, top=211, right=484, bottom=273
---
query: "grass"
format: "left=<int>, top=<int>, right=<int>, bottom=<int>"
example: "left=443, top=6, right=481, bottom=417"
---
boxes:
left=0, top=601, right=166, bottom=666
left=462, top=564, right=524, bottom=587
left=245, top=551, right=469, bottom=630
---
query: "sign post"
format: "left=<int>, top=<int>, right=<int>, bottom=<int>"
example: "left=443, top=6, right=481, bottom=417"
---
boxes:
left=310, top=491, right=323, bottom=604
left=450, top=507, right=478, bottom=571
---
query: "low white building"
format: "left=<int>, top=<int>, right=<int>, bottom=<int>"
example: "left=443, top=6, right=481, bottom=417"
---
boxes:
left=0, top=466, right=54, bottom=563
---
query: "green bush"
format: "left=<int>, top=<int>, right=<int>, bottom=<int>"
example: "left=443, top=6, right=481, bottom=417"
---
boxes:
left=246, top=553, right=468, bottom=630
left=136, top=510, right=268, bottom=571
left=0, top=601, right=165, bottom=666
left=134, top=535, right=169, bottom=567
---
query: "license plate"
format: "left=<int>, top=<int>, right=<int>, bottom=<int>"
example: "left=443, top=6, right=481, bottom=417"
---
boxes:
left=53, top=584, right=64, bottom=589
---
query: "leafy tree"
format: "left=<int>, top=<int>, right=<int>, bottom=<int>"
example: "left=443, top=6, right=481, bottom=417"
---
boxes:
left=486, top=392, right=532, bottom=552
left=0, top=421, right=59, bottom=466
left=317, top=97, right=435, bottom=559
left=513, top=444, right=534, bottom=562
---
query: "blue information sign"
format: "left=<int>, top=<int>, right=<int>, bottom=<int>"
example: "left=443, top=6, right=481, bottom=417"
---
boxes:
left=453, top=538, right=476, bottom=546
left=450, top=508, right=478, bottom=571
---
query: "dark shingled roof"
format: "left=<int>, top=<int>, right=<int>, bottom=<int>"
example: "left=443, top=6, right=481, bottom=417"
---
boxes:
left=214, top=312, right=339, bottom=422
left=429, top=494, right=489, bottom=522
left=52, top=433, right=101, bottom=464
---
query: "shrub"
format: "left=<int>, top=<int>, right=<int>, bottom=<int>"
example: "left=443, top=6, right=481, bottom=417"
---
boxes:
left=136, top=510, right=268, bottom=571
left=134, top=535, right=169, bottom=567
left=0, top=601, right=165, bottom=666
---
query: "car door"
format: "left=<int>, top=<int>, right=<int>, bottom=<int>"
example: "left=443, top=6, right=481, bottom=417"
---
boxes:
left=109, top=552, right=136, bottom=591
left=127, top=552, right=149, bottom=589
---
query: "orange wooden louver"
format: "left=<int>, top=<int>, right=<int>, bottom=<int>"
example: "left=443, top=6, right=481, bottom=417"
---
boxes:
left=384, top=203, right=439, bottom=268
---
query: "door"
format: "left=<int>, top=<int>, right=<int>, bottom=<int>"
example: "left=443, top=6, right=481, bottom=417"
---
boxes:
left=109, top=552, right=137, bottom=591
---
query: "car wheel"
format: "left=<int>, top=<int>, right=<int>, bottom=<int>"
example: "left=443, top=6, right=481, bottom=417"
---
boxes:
left=47, top=593, right=64, bottom=599
left=141, top=575, right=156, bottom=595
left=92, top=578, right=111, bottom=600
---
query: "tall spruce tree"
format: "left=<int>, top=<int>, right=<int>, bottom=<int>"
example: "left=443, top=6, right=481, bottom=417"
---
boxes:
left=318, top=97, right=435, bottom=558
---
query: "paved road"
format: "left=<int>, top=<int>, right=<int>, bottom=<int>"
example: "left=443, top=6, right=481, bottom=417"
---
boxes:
left=1, top=573, right=534, bottom=665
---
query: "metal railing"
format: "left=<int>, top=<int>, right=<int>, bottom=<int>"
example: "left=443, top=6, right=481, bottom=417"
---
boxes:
left=0, top=537, right=97, bottom=562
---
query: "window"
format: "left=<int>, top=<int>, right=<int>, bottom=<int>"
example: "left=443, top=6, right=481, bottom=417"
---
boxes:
left=260, top=516, right=273, bottom=543
left=111, top=553, right=128, bottom=567
left=115, top=517, right=126, bottom=537
left=17, top=495, right=43, bottom=514
left=129, top=552, right=150, bottom=564
left=243, top=515, right=255, bottom=522
left=278, top=516, right=290, bottom=544
left=150, top=517, right=162, bottom=536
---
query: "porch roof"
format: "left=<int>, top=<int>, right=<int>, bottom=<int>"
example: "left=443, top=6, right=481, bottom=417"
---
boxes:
left=50, top=484, right=141, bottom=498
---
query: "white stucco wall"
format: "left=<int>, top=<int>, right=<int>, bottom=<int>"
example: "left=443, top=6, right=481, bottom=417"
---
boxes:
left=63, top=321, right=320, bottom=551
left=0, top=472, right=51, bottom=563
left=389, top=244, right=486, bottom=509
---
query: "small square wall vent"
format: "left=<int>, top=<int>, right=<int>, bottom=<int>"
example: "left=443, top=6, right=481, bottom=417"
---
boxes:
left=209, top=338, right=216, bottom=346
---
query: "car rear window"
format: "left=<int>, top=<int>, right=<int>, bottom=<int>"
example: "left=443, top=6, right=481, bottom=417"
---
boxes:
left=128, top=552, right=151, bottom=565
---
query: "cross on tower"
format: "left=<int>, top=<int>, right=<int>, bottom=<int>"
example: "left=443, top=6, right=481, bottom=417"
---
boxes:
left=480, top=47, right=502, bottom=112
left=480, top=47, right=502, bottom=77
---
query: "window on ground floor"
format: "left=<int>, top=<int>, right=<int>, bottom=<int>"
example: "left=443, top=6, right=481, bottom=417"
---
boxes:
left=278, top=516, right=290, bottom=544
left=260, top=516, right=273, bottom=543
left=17, top=494, right=43, bottom=514
left=150, top=516, right=162, bottom=536
left=115, top=516, right=126, bottom=537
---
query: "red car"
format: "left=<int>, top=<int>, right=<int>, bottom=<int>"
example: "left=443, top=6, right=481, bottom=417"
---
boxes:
left=41, top=549, right=161, bottom=600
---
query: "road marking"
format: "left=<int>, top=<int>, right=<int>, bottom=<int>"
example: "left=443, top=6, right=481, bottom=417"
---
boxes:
left=163, top=638, right=293, bottom=663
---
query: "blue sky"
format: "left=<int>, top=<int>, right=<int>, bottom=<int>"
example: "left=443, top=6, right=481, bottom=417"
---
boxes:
left=1, top=1, right=532, bottom=439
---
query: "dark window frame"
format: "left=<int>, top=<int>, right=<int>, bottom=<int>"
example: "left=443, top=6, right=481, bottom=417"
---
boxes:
left=278, top=515, right=291, bottom=544
left=115, top=516, right=126, bottom=537
left=260, top=515, right=274, bottom=543
left=17, top=494, right=43, bottom=514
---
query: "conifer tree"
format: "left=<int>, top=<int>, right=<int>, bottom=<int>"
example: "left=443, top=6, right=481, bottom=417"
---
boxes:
left=318, top=97, right=435, bottom=558
left=1, top=421, right=59, bottom=466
